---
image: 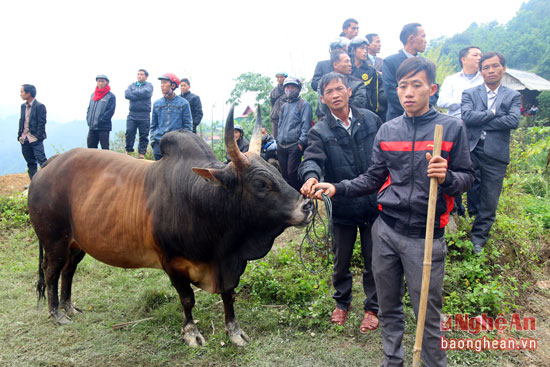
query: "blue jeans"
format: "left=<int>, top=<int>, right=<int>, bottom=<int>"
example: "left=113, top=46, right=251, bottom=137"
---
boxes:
left=21, top=138, right=47, bottom=179
left=151, top=142, right=162, bottom=161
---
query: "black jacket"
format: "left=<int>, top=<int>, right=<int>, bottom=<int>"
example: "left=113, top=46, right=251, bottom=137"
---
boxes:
left=382, top=50, right=439, bottom=121
left=352, top=62, right=384, bottom=114
left=18, top=100, right=47, bottom=140
left=181, top=91, right=203, bottom=129
left=311, top=60, right=333, bottom=92
left=317, top=75, right=367, bottom=119
left=125, top=81, right=153, bottom=118
left=334, top=108, right=474, bottom=238
left=225, top=136, right=249, bottom=162
left=86, top=92, right=116, bottom=131
left=299, top=107, right=381, bottom=225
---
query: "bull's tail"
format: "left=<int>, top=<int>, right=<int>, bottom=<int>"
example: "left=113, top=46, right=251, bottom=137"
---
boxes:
left=36, top=242, right=46, bottom=309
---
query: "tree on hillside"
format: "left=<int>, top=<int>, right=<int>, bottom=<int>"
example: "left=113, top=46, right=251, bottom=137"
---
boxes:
left=433, top=0, right=550, bottom=78
left=423, top=45, right=457, bottom=85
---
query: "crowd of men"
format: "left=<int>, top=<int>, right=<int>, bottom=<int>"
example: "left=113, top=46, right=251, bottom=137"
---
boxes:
left=266, top=19, right=520, bottom=367
left=18, top=18, right=521, bottom=367
left=19, top=70, right=204, bottom=167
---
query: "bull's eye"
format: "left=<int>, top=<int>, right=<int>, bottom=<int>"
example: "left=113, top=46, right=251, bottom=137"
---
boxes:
left=253, top=179, right=268, bottom=191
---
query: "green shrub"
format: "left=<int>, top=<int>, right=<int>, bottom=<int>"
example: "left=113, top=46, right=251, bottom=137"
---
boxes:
left=0, top=194, right=30, bottom=229
left=536, top=90, right=550, bottom=119
left=237, top=245, right=333, bottom=329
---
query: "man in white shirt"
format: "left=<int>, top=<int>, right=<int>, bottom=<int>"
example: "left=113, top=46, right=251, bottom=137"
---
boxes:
left=437, top=46, right=483, bottom=118
left=437, top=47, right=483, bottom=217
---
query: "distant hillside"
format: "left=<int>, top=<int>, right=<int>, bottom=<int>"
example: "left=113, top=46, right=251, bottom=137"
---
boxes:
left=0, top=117, right=127, bottom=175
left=432, top=0, right=550, bottom=78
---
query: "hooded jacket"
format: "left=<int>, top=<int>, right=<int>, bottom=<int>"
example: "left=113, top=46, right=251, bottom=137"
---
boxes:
left=334, top=108, right=474, bottom=238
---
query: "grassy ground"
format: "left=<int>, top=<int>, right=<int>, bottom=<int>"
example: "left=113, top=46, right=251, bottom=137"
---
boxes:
left=0, top=221, right=547, bottom=367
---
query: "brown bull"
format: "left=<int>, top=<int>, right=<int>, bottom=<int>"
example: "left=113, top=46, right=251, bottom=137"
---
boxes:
left=29, top=105, right=312, bottom=347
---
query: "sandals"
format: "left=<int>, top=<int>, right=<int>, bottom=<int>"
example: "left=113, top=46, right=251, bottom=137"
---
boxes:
left=330, top=306, right=351, bottom=325
left=360, top=310, right=379, bottom=333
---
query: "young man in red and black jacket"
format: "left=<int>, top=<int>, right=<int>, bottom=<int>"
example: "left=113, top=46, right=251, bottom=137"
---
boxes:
left=309, top=57, right=474, bottom=367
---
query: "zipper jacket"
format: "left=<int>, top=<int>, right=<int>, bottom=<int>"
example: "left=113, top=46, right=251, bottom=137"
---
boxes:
left=125, top=81, right=153, bottom=118
left=299, top=107, right=381, bottom=225
left=334, top=108, right=474, bottom=238
left=86, top=92, right=116, bottom=131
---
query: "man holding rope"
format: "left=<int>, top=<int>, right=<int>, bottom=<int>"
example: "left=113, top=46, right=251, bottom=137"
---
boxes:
left=299, top=72, right=382, bottom=333
left=308, top=58, right=474, bottom=367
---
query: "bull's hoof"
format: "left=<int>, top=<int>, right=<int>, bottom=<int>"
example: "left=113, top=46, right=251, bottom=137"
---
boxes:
left=63, top=303, right=82, bottom=317
left=50, top=310, right=73, bottom=325
left=181, top=323, right=205, bottom=347
left=226, top=321, right=249, bottom=347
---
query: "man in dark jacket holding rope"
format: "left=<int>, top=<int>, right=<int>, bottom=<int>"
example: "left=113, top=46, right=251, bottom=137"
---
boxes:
left=299, top=72, right=381, bottom=333
left=309, top=58, right=474, bottom=367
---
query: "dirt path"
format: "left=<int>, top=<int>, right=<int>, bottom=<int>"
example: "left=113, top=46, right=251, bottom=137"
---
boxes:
left=0, top=173, right=29, bottom=197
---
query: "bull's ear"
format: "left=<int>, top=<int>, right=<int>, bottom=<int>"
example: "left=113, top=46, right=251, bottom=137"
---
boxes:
left=192, top=167, right=234, bottom=187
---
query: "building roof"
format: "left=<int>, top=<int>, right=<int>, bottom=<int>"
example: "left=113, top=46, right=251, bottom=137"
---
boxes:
left=237, top=106, right=254, bottom=118
left=502, top=68, right=550, bottom=91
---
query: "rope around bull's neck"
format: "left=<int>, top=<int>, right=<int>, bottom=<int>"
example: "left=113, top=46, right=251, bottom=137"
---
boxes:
left=299, top=192, right=333, bottom=274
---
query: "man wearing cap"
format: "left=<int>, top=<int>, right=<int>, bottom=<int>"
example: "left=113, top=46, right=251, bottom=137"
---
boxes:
left=270, top=72, right=287, bottom=138
left=150, top=73, right=192, bottom=160
left=225, top=124, right=249, bottom=162
left=86, top=75, right=116, bottom=150
left=277, top=77, right=312, bottom=191
left=125, top=69, right=153, bottom=158
left=179, top=78, right=203, bottom=134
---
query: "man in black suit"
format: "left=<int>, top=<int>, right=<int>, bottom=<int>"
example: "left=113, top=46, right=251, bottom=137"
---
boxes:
left=382, top=23, right=438, bottom=121
left=17, top=84, right=47, bottom=180
left=461, top=52, right=521, bottom=254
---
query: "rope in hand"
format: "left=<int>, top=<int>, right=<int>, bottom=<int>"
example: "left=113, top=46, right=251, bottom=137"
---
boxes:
left=299, top=189, right=333, bottom=274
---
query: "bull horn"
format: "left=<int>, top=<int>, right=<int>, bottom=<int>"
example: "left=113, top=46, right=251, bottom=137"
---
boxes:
left=225, top=104, right=249, bottom=170
left=248, top=104, right=263, bottom=155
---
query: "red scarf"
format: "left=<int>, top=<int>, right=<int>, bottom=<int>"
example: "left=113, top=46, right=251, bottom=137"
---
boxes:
left=93, top=85, right=111, bottom=101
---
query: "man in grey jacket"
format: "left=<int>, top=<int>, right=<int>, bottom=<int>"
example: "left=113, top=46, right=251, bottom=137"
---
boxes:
left=277, top=77, right=312, bottom=191
left=461, top=52, right=520, bottom=254
left=270, top=72, right=287, bottom=138
left=125, top=69, right=153, bottom=158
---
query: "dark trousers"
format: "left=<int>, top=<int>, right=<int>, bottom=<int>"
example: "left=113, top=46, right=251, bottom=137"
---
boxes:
left=467, top=143, right=508, bottom=249
left=87, top=130, right=110, bottom=150
left=332, top=222, right=378, bottom=313
left=372, top=217, right=447, bottom=367
left=21, top=139, right=47, bottom=179
left=277, top=143, right=303, bottom=191
left=125, top=116, right=150, bottom=154
left=151, top=142, right=162, bottom=161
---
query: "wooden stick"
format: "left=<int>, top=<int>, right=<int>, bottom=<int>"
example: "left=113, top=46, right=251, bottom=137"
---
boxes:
left=412, top=124, right=443, bottom=367
left=112, top=317, right=154, bottom=330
